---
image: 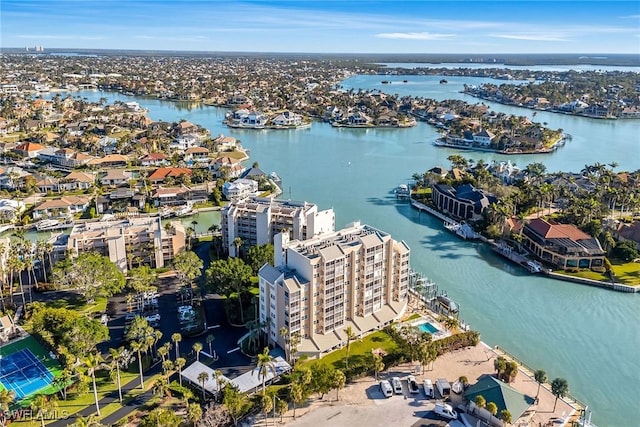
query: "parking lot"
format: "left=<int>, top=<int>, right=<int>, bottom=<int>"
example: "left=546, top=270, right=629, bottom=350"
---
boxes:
left=288, top=374, right=458, bottom=427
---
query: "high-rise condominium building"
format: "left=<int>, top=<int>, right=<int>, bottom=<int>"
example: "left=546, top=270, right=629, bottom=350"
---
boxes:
left=221, top=197, right=335, bottom=256
left=258, top=221, right=410, bottom=358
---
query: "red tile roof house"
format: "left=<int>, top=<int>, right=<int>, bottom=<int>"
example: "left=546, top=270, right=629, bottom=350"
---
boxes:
left=522, top=218, right=605, bottom=270
left=33, top=195, right=91, bottom=220
left=149, top=167, right=193, bottom=185
left=613, top=221, right=640, bottom=251
left=13, top=142, right=45, bottom=158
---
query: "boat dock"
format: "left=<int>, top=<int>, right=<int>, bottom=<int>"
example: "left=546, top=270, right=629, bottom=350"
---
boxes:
left=492, top=241, right=545, bottom=273
left=411, top=199, right=479, bottom=239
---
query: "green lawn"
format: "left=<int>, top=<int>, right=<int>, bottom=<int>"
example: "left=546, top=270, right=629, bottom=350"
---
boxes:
left=560, top=261, right=640, bottom=286
left=39, top=296, right=108, bottom=316
left=308, top=329, right=398, bottom=371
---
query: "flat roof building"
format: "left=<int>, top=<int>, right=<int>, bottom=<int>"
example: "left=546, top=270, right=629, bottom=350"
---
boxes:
left=258, top=221, right=409, bottom=359
left=221, top=197, right=335, bottom=257
left=67, top=217, right=185, bottom=272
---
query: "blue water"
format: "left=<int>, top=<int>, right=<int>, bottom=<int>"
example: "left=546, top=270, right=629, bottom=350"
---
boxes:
left=41, top=81, right=640, bottom=426
left=418, top=322, right=439, bottom=334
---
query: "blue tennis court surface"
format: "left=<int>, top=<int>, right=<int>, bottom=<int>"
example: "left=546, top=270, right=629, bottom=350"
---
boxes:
left=0, top=348, right=54, bottom=399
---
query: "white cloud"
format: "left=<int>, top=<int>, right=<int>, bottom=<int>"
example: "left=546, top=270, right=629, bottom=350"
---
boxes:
left=490, top=33, right=570, bottom=42
left=376, top=32, right=455, bottom=40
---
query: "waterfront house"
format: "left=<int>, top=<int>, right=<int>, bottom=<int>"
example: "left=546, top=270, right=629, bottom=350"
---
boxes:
left=222, top=178, right=258, bottom=200
left=32, top=195, right=91, bottom=220
left=149, top=167, right=193, bottom=185
left=170, top=134, right=199, bottom=152
left=612, top=221, right=640, bottom=251
left=96, top=188, right=145, bottom=215
left=0, top=167, right=32, bottom=190
left=472, top=129, right=495, bottom=147
left=522, top=218, right=605, bottom=270
left=211, top=134, right=239, bottom=151
left=184, top=146, right=210, bottom=163
left=432, top=183, right=495, bottom=222
left=0, top=199, right=25, bottom=223
left=210, top=156, right=245, bottom=179
left=271, top=111, right=303, bottom=127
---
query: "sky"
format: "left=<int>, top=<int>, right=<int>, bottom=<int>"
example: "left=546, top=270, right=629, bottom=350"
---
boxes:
left=1, top=1, right=639, bottom=54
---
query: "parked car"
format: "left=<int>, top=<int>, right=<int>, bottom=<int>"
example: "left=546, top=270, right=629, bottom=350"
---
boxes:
left=391, top=376, right=403, bottom=394
left=423, top=379, right=434, bottom=398
left=407, top=375, right=420, bottom=394
left=434, top=403, right=458, bottom=420
left=379, top=380, right=393, bottom=398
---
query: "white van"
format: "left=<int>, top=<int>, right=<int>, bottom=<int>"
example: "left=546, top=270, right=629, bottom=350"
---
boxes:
left=423, top=379, right=434, bottom=398
left=434, top=403, right=458, bottom=420
left=391, top=376, right=403, bottom=394
left=379, top=380, right=393, bottom=398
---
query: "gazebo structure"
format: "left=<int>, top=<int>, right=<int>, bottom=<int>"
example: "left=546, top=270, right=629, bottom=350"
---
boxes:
left=464, top=374, right=535, bottom=422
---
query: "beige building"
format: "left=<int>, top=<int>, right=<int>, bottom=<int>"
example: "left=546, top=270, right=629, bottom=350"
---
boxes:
left=259, top=222, right=410, bottom=358
left=67, top=217, right=185, bottom=272
left=221, top=197, right=335, bottom=256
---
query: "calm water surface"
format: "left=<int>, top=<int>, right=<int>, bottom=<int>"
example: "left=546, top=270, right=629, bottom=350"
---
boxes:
left=45, top=81, right=640, bottom=426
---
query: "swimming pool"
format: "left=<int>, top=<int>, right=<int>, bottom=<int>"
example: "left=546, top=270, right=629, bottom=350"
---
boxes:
left=418, top=322, right=438, bottom=334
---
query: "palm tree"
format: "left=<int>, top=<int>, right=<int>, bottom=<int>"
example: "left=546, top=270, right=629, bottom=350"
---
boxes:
left=108, top=347, right=130, bottom=403
left=534, top=369, right=547, bottom=401
left=206, top=334, right=215, bottom=357
left=193, top=342, right=203, bottom=361
left=254, top=347, right=276, bottom=393
left=0, top=389, right=15, bottom=411
left=187, top=402, right=203, bottom=425
left=486, top=402, right=498, bottom=417
left=71, top=414, right=104, bottom=427
left=154, top=376, right=171, bottom=400
left=175, top=357, right=186, bottom=387
left=289, top=382, right=304, bottom=419
left=197, top=371, right=209, bottom=401
left=157, top=342, right=170, bottom=363
left=474, top=395, right=486, bottom=409
left=233, top=237, right=243, bottom=257
left=130, top=340, right=146, bottom=389
left=172, top=332, right=182, bottom=360
left=344, top=326, right=356, bottom=369
left=84, top=352, right=105, bottom=416
left=551, top=378, right=569, bottom=411
left=31, top=394, right=57, bottom=427
left=279, top=327, right=290, bottom=362
left=499, top=409, right=513, bottom=425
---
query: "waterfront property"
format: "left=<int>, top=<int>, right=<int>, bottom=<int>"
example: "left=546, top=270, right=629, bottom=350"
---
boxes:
left=66, top=216, right=186, bottom=272
left=522, top=218, right=605, bottom=270
left=258, top=222, right=410, bottom=358
left=431, top=183, right=496, bottom=222
left=221, top=196, right=335, bottom=256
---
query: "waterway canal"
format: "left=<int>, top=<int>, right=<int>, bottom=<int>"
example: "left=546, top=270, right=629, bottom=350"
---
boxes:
left=40, top=78, right=640, bottom=426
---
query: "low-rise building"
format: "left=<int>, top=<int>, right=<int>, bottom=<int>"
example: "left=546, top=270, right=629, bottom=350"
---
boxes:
left=522, top=218, right=605, bottom=270
left=222, top=179, right=258, bottom=201
left=432, top=183, right=496, bottom=222
left=67, top=217, right=186, bottom=272
left=258, top=222, right=409, bottom=359
left=221, top=197, right=335, bottom=256
left=32, top=195, right=91, bottom=220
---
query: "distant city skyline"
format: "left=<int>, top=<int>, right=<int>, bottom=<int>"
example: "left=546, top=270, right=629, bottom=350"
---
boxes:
left=2, top=1, right=639, bottom=54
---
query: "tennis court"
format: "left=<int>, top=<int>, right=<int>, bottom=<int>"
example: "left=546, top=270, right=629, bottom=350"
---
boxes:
left=0, top=348, right=54, bottom=399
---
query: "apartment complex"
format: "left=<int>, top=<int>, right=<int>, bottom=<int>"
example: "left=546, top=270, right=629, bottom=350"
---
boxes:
left=221, top=197, right=335, bottom=256
left=67, top=217, right=186, bottom=272
left=258, top=222, right=410, bottom=358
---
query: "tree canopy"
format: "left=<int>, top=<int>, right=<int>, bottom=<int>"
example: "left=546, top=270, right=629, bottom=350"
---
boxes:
left=53, top=252, right=125, bottom=302
left=246, top=243, right=274, bottom=274
left=205, top=257, right=252, bottom=298
left=173, top=250, right=204, bottom=285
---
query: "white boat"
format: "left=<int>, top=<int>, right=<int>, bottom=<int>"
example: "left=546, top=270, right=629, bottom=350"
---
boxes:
left=174, top=205, right=193, bottom=217
left=395, top=184, right=410, bottom=198
left=35, top=219, right=73, bottom=232
left=444, top=221, right=479, bottom=239
left=269, top=172, right=282, bottom=183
